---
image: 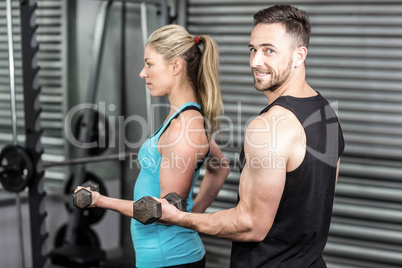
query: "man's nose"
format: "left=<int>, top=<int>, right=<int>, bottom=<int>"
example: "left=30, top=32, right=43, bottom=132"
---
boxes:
left=250, top=52, right=264, bottom=68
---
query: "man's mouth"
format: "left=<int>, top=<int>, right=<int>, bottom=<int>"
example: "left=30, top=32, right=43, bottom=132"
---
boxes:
left=254, top=71, right=270, bottom=78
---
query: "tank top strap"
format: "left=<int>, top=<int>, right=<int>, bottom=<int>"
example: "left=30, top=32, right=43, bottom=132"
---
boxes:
left=153, top=102, right=210, bottom=171
left=150, top=102, right=201, bottom=139
left=163, top=104, right=203, bottom=134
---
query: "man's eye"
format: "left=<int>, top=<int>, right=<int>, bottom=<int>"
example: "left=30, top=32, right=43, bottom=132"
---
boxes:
left=250, top=48, right=257, bottom=53
left=266, top=49, right=274, bottom=54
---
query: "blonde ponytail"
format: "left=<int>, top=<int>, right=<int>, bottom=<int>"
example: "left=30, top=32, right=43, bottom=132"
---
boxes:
left=195, top=35, right=222, bottom=135
left=146, top=24, right=222, bottom=135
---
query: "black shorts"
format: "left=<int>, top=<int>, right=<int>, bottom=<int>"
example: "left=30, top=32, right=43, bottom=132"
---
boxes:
left=164, top=256, right=206, bottom=268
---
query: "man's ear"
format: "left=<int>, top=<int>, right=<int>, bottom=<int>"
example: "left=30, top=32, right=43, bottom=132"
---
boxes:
left=294, top=46, right=307, bottom=67
left=171, top=57, right=184, bottom=75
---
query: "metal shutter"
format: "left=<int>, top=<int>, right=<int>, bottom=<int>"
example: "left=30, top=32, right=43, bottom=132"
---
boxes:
left=0, top=0, right=67, bottom=188
left=188, top=1, right=402, bottom=267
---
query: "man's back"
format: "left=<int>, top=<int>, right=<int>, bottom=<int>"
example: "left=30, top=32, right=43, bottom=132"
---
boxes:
left=231, top=93, right=345, bottom=267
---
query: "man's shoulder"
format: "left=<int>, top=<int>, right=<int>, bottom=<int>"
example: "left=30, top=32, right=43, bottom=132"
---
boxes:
left=245, top=105, right=301, bottom=153
left=251, top=105, right=299, bottom=129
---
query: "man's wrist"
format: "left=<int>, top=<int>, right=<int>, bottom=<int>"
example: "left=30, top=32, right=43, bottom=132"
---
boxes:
left=174, top=210, right=187, bottom=226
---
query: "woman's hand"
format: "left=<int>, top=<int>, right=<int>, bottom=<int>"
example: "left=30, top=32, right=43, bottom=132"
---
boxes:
left=74, top=186, right=101, bottom=207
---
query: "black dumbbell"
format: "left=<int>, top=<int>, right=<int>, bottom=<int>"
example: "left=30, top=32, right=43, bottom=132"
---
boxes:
left=133, top=193, right=187, bottom=225
left=72, top=180, right=99, bottom=209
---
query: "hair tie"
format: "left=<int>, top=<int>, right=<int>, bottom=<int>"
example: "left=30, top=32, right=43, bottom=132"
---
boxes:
left=194, top=36, right=200, bottom=45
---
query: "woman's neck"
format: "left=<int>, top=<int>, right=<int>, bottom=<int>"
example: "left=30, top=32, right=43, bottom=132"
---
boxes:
left=167, top=85, right=198, bottom=115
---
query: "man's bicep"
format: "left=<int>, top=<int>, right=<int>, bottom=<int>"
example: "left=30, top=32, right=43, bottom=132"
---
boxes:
left=237, top=138, right=287, bottom=238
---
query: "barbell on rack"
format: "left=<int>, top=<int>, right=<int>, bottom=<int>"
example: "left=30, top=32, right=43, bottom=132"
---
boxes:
left=0, top=144, right=132, bottom=193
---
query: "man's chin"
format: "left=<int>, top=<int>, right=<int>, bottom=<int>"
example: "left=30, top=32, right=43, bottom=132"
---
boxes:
left=254, top=80, right=267, bottom=92
left=254, top=84, right=276, bottom=93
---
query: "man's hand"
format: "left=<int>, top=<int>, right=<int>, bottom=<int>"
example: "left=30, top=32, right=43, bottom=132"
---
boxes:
left=154, top=197, right=183, bottom=224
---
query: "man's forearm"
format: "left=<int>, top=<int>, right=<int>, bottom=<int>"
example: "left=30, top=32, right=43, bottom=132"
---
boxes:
left=173, top=206, right=262, bottom=242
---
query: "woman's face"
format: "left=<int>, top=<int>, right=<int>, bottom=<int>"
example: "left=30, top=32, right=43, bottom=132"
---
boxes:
left=139, top=45, right=174, bottom=97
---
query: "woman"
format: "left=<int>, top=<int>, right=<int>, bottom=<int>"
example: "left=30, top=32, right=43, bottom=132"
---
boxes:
left=78, top=24, right=229, bottom=267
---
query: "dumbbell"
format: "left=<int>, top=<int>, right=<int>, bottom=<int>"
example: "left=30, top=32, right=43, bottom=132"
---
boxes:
left=133, top=193, right=187, bottom=225
left=72, top=180, right=99, bottom=209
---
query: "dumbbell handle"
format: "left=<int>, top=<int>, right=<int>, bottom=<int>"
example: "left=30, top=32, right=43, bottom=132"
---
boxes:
left=72, top=180, right=99, bottom=209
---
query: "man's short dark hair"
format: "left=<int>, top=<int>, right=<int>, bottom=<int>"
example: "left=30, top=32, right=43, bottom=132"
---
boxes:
left=253, top=4, right=311, bottom=48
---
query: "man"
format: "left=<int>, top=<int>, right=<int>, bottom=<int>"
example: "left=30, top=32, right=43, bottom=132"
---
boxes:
left=158, top=4, right=344, bottom=267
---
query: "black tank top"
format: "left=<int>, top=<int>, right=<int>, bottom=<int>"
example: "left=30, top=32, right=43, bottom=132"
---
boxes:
left=231, top=93, right=345, bottom=268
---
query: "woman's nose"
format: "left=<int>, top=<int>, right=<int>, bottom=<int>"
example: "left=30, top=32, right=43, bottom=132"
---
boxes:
left=139, top=67, right=147, bottom=78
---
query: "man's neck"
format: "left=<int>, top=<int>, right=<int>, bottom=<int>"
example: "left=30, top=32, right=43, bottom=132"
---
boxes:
left=264, top=67, right=314, bottom=104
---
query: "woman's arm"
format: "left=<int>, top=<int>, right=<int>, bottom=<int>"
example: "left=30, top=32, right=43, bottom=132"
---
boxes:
left=158, top=110, right=211, bottom=200
left=192, top=138, right=230, bottom=213
left=77, top=111, right=217, bottom=218
left=88, top=192, right=134, bottom=218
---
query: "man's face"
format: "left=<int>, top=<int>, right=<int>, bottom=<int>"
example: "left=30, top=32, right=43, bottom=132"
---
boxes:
left=249, top=23, right=295, bottom=92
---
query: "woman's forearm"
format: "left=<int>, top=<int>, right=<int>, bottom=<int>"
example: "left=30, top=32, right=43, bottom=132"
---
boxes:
left=96, top=195, right=134, bottom=218
left=192, top=161, right=230, bottom=213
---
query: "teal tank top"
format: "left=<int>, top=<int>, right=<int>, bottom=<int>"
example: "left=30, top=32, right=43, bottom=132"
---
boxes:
left=131, top=102, right=207, bottom=267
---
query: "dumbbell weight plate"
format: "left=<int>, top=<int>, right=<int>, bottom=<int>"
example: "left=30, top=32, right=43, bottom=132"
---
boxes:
left=0, top=144, right=33, bottom=192
left=54, top=223, right=100, bottom=248
left=72, top=179, right=100, bottom=209
left=163, top=193, right=187, bottom=212
left=64, top=172, right=107, bottom=225
left=133, top=196, right=162, bottom=225
left=81, top=180, right=99, bottom=192
left=133, top=193, right=187, bottom=225
left=73, top=188, right=93, bottom=209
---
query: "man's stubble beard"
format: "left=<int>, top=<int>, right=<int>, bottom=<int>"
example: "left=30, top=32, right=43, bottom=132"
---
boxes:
left=253, top=59, right=293, bottom=93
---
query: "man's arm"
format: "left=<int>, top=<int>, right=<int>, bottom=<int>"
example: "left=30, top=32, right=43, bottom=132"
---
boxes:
left=159, top=107, right=300, bottom=242
left=335, top=158, right=341, bottom=184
